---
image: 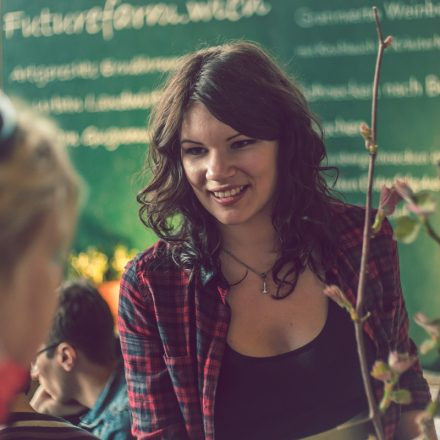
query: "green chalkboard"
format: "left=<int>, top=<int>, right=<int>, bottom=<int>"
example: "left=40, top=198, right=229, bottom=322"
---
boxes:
left=1, top=0, right=440, bottom=367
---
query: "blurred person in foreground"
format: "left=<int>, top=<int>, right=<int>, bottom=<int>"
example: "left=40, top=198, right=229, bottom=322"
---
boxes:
left=31, top=280, right=133, bottom=440
left=0, top=91, right=80, bottom=424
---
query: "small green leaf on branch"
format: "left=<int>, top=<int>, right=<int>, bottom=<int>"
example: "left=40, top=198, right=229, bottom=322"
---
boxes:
left=425, top=401, right=440, bottom=418
left=394, top=216, right=421, bottom=243
left=383, top=35, right=393, bottom=47
left=419, top=339, right=438, bottom=355
left=323, top=285, right=358, bottom=321
left=393, top=180, right=435, bottom=217
left=414, top=312, right=440, bottom=354
left=414, top=313, right=440, bottom=338
left=359, top=122, right=376, bottom=152
left=410, top=191, right=436, bottom=216
left=394, top=179, right=415, bottom=203
left=390, top=389, right=412, bottom=405
left=368, top=143, right=378, bottom=154
left=373, top=185, right=403, bottom=234
left=371, top=360, right=393, bottom=383
left=371, top=352, right=415, bottom=413
left=415, top=401, right=439, bottom=439
left=378, top=185, right=403, bottom=216
left=360, top=122, right=372, bottom=140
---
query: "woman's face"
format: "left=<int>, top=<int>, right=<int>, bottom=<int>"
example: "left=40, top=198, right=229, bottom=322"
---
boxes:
left=0, top=209, right=65, bottom=365
left=180, top=102, right=278, bottom=228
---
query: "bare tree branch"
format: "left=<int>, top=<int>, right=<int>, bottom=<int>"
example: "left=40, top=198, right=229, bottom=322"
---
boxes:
left=353, top=7, right=391, bottom=439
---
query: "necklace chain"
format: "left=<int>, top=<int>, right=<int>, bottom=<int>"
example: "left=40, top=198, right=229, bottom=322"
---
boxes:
left=222, top=248, right=271, bottom=295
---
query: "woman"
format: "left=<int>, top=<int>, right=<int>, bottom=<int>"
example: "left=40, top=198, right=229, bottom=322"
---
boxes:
left=118, top=42, right=433, bottom=439
left=0, top=92, right=80, bottom=423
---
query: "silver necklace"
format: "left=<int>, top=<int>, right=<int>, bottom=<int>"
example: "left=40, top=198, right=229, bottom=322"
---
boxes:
left=222, top=248, right=272, bottom=295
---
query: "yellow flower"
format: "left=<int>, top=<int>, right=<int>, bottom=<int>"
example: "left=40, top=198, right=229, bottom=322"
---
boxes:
left=69, top=247, right=109, bottom=284
left=110, top=245, right=137, bottom=279
left=69, top=244, right=138, bottom=283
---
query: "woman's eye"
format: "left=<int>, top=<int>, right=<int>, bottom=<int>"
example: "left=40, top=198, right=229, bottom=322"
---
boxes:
left=231, top=139, right=256, bottom=149
left=182, top=146, right=206, bottom=156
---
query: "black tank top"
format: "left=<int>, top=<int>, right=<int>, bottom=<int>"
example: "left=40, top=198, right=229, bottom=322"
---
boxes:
left=214, top=299, right=374, bottom=440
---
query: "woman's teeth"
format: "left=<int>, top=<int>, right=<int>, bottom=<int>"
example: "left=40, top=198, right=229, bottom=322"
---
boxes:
left=213, top=186, right=246, bottom=198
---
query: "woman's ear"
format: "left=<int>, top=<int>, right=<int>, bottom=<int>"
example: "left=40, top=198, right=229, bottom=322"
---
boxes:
left=56, top=342, right=76, bottom=372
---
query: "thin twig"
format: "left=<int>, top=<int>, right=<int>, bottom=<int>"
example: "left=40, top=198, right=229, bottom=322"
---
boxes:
left=422, top=217, right=440, bottom=246
left=354, top=6, right=389, bottom=440
left=423, top=160, right=440, bottom=246
left=371, top=7, right=386, bottom=149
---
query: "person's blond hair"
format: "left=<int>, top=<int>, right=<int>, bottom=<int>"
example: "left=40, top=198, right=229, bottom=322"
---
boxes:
left=0, top=102, right=81, bottom=278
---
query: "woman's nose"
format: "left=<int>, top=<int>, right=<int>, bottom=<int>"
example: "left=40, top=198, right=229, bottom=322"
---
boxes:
left=205, top=151, right=235, bottom=181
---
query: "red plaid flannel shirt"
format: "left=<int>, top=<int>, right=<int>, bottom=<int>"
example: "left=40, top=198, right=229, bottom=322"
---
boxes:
left=118, top=203, right=431, bottom=439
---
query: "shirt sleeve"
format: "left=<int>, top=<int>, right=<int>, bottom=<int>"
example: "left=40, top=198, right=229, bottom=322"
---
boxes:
left=117, top=257, right=188, bottom=439
left=380, top=219, right=432, bottom=412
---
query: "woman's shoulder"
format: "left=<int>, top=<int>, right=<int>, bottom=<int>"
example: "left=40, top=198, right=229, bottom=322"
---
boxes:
left=120, top=240, right=192, bottom=305
left=330, top=201, right=367, bottom=225
left=122, top=239, right=190, bottom=289
left=125, top=240, right=177, bottom=274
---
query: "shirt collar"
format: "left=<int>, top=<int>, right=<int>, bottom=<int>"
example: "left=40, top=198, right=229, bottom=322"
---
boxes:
left=80, top=362, right=125, bottom=427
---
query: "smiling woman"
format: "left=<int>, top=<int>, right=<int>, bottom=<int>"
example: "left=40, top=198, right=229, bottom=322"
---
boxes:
left=0, top=92, right=80, bottom=423
left=118, top=41, right=433, bottom=440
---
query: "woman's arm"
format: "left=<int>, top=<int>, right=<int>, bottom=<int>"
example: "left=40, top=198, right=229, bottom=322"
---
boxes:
left=118, top=258, right=187, bottom=439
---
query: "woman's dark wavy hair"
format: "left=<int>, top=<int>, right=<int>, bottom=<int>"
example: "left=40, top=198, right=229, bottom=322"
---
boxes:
left=138, top=41, right=339, bottom=298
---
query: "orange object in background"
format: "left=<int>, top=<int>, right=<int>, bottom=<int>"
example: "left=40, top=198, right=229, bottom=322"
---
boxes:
left=98, top=280, right=120, bottom=327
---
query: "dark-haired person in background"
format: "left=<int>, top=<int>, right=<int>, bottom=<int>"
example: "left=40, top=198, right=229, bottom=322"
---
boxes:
left=118, top=42, right=435, bottom=440
left=31, top=280, right=133, bottom=440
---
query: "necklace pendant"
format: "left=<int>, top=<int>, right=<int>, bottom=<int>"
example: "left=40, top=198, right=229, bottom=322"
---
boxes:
left=262, top=278, right=268, bottom=295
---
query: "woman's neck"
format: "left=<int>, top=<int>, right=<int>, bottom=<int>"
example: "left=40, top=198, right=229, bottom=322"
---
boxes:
left=219, top=218, right=278, bottom=256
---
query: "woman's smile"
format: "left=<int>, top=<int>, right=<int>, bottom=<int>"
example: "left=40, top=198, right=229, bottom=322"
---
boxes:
left=209, top=185, right=249, bottom=205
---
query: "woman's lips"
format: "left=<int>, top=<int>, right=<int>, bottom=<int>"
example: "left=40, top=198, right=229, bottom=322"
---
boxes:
left=210, top=185, right=248, bottom=206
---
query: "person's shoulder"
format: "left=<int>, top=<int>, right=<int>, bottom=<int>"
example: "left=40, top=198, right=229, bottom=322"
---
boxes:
left=330, top=201, right=367, bottom=228
left=121, top=239, right=188, bottom=294
left=81, top=381, right=130, bottom=438
left=123, top=240, right=176, bottom=277
left=92, top=373, right=132, bottom=438
left=125, top=240, right=176, bottom=273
